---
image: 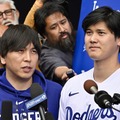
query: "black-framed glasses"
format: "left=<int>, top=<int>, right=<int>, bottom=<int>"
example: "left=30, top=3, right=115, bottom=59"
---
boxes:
left=0, top=9, right=15, bottom=19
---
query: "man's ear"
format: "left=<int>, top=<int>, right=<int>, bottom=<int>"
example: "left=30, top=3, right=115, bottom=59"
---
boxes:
left=16, top=9, right=20, bottom=19
left=0, top=56, right=6, bottom=65
left=43, top=34, right=47, bottom=40
left=117, top=37, right=120, bottom=46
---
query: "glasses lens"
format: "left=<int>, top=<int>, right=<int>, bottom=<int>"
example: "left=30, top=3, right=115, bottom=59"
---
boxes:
left=5, top=9, right=13, bottom=16
left=0, top=12, right=4, bottom=18
left=0, top=9, right=15, bottom=19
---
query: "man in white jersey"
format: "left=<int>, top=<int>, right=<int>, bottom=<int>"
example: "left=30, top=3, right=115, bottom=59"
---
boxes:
left=58, top=6, right=120, bottom=120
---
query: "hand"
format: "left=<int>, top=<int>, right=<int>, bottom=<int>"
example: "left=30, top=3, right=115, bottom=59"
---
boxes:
left=54, top=66, right=70, bottom=80
left=55, top=66, right=76, bottom=81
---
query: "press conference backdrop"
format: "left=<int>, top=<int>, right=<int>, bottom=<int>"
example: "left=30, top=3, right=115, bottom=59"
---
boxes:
left=73, top=0, right=120, bottom=74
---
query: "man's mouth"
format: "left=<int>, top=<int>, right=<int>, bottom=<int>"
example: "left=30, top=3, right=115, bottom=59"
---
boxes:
left=60, top=33, right=68, bottom=39
left=3, top=21, right=11, bottom=26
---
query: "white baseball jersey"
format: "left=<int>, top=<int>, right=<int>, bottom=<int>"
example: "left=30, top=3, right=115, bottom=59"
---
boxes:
left=58, top=68, right=120, bottom=120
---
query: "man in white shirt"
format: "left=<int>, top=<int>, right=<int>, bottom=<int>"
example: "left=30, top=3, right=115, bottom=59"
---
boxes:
left=58, top=6, right=120, bottom=120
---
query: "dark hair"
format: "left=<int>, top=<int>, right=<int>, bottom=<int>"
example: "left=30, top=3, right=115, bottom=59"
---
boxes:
left=34, top=2, right=70, bottom=38
left=0, top=24, right=41, bottom=59
left=82, top=6, right=120, bottom=38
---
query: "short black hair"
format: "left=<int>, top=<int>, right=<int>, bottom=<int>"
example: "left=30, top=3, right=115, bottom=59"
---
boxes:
left=0, top=24, right=41, bottom=59
left=82, top=6, right=120, bottom=38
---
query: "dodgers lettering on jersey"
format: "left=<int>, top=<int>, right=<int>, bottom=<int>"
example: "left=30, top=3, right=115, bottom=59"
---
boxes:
left=0, top=111, right=41, bottom=120
left=65, top=105, right=117, bottom=120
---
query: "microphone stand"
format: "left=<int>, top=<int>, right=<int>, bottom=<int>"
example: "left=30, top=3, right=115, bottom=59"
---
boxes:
left=110, top=93, right=120, bottom=112
left=38, top=107, right=46, bottom=120
left=94, top=91, right=120, bottom=112
left=113, top=93, right=120, bottom=105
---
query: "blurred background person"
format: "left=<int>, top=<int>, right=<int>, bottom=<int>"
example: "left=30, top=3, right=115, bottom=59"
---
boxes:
left=34, top=2, right=76, bottom=86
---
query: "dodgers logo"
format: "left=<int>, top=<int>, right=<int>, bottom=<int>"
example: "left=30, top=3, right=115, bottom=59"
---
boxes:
left=65, top=105, right=117, bottom=120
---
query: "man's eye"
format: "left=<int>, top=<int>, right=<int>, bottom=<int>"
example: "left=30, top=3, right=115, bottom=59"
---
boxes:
left=61, top=20, right=66, bottom=25
left=32, top=49, right=37, bottom=53
left=98, top=32, right=105, bottom=35
left=18, top=49, right=24, bottom=53
left=50, top=26, right=56, bottom=30
left=86, top=31, right=92, bottom=35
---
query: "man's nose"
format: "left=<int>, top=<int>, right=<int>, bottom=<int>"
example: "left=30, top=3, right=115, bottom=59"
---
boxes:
left=24, top=52, right=31, bottom=62
left=90, top=34, right=98, bottom=43
left=2, top=13, right=7, bottom=19
left=59, top=24, right=65, bottom=32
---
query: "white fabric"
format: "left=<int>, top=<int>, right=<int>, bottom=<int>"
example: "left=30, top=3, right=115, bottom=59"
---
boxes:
left=58, top=68, right=120, bottom=120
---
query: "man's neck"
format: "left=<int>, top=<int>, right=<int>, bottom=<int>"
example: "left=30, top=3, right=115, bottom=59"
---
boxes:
left=93, top=60, right=120, bottom=83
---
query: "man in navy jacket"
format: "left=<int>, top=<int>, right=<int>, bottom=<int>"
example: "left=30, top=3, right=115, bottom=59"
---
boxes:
left=0, top=24, right=62, bottom=120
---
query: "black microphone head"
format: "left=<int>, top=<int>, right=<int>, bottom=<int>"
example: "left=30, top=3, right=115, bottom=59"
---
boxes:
left=30, top=83, right=47, bottom=111
left=30, top=83, right=43, bottom=98
left=84, top=80, right=113, bottom=109
left=94, top=90, right=113, bottom=108
left=84, top=80, right=98, bottom=94
left=1, top=101, right=12, bottom=120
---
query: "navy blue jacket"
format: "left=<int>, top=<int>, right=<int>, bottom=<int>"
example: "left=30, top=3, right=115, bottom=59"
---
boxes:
left=0, top=68, right=62, bottom=120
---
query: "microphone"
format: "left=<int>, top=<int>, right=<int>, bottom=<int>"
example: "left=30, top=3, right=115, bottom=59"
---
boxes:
left=113, top=93, right=120, bottom=104
left=1, top=101, right=12, bottom=120
left=84, top=79, right=98, bottom=94
left=25, top=83, right=47, bottom=120
left=84, top=80, right=113, bottom=108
